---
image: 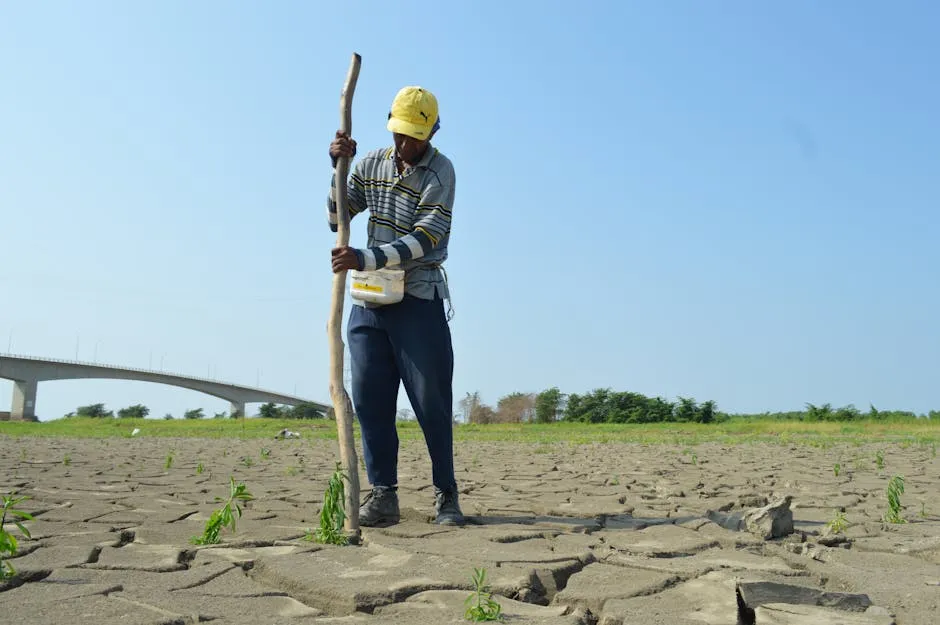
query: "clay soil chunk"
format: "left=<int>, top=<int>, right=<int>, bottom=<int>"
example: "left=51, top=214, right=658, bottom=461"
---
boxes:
left=552, top=562, right=680, bottom=613
left=736, top=580, right=873, bottom=612
left=742, top=496, right=795, bottom=540
left=12, top=594, right=191, bottom=625
left=249, top=544, right=541, bottom=615
left=605, top=549, right=802, bottom=578
left=5, top=544, right=99, bottom=571
left=375, top=590, right=586, bottom=624
left=754, top=603, right=895, bottom=624
left=86, top=543, right=190, bottom=572
left=601, top=523, right=721, bottom=557
left=599, top=570, right=741, bottom=625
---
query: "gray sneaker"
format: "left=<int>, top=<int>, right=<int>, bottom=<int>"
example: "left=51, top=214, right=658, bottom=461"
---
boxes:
left=434, top=487, right=466, bottom=526
left=359, top=486, right=400, bottom=527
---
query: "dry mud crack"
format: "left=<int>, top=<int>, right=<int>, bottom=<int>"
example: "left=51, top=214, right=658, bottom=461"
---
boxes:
left=1, top=437, right=938, bottom=624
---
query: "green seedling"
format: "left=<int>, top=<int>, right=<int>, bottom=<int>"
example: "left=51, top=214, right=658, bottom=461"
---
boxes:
left=260, top=447, right=271, bottom=459
left=196, top=462, right=205, bottom=475
left=883, top=475, right=905, bottom=524
left=241, top=456, right=253, bottom=467
left=920, top=501, right=927, bottom=519
left=1, top=494, right=33, bottom=579
left=833, top=463, right=841, bottom=477
left=63, top=454, right=71, bottom=466
left=165, top=452, right=174, bottom=470
left=285, top=466, right=299, bottom=477
left=875, top=450, right=885, bottom=470
left=191, top=477, right=253, bottom=545
left=310, top=463, right=348, bottom=546
left=691, top=452, right=698, bottom=465
left=826, top=510, right=848, bottom=534
left=464, top=567, right=502, bottom=622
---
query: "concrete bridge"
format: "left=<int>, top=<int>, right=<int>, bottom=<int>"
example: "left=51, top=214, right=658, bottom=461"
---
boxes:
left=0, top=354, right=329, bottom=421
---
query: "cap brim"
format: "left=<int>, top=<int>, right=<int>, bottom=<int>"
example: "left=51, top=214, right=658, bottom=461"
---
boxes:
left=387, top=116, right=432, bottom=140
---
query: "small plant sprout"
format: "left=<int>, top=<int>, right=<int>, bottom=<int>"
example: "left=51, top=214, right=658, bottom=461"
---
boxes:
left=196, top=462, right=205, bottom=475
left=63, top=454, right=71, bottom=466
left=260, top=447, right=271, bottom=460
left=920, top=501, right=927, bottom=519
left=241, top=456, right=253, bottom=468
left=165, top=451, right=175, bottom=470
left=883, top=475, right=905, bottom=524
left=464, top=567, right=502, bottom=622
left=833, top=463, right=841, bottom=477
left=1, top=493, right=33, bottom=580
left=875, top=450, right=885, bottom=470
left=826, top=510, right=848, bottom=534
left=191, top=477, right=253, bottom=545
left=310, top=463, right=348, bottom=546
left=852, top=455, right=865, bottom=471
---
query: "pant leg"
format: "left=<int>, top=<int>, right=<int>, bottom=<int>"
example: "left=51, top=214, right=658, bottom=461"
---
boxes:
left=383, top=295, right=456, bottom=491
left=347, top=303, right=401, bottom=488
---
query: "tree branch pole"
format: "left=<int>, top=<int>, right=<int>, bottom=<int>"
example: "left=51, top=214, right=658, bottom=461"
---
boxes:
left=328, top=52, right=362, bottom=540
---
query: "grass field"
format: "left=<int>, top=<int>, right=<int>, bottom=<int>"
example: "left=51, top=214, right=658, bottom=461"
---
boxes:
left=1, top=416, right=937, bottom=447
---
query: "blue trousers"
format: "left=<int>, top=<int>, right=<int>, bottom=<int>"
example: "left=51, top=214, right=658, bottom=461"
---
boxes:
left=347, top=294, right=456, bottom=491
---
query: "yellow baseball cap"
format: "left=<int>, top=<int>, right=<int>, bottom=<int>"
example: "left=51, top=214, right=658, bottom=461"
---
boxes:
left=386, top=86, right=439, bottom=140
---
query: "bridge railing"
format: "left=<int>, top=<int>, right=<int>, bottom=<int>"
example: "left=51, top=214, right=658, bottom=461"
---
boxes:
left=0, top=352, right=306, bottom=400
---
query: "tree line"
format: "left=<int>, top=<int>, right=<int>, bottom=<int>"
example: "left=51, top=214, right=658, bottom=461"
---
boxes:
left=62, top=393, right=936, bottom=425
left=64, top=402, right=327, bottom=420
left=457, top=388, right=936, bottom=424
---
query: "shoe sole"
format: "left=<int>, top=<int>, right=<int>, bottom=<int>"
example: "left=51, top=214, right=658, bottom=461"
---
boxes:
left=360, top=515, right=401, bottom=528
left=435, top=517, right=466, bottom=526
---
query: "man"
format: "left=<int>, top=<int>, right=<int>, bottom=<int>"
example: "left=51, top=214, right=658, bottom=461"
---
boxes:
left=326, top=85, right=464, bottom=526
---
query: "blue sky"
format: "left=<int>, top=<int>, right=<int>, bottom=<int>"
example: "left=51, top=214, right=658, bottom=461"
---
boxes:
left=2, top=1, right=938, bottom=421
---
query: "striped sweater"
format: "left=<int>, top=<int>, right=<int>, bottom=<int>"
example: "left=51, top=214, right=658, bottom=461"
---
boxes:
left=327, top=144, right=455, bottom=302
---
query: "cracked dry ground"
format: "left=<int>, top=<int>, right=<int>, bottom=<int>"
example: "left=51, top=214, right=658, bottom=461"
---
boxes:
left=1, top=436, right=939, bottom=624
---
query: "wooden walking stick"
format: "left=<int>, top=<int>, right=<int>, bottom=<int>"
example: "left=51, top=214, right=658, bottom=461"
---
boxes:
left=328, top=52, right=362, bottom=540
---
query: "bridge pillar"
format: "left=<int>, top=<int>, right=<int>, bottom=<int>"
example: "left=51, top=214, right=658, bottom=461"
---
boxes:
left=230, top=401, right=246, bottom=418
left=12, top=379, right=38, bottom=421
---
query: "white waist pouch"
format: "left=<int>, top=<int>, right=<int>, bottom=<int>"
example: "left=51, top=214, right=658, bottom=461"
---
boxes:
left=349, top=268, right=405, bottom=305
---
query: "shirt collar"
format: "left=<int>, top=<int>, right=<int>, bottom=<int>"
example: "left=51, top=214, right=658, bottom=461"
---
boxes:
left=386, top=144, right=437, bottom=170
left=415, top=144, right=437, bottom=168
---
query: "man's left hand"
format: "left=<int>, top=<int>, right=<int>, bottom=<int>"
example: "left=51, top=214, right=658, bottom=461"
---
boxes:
left=331, top=246, right=362, bottom=273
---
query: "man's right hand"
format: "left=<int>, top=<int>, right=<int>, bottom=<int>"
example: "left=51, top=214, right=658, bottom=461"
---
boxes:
left=329, top=130, right=357, bottom=164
